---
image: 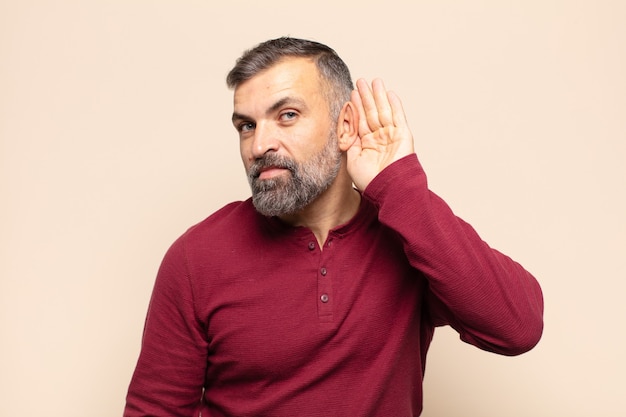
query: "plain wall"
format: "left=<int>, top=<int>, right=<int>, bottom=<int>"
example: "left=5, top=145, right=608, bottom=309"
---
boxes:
left=1, top=1, right=624, bottom=416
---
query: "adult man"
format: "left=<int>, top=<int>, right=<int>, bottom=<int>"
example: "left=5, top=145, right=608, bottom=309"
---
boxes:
left=124, top=37, right=543, bottom=416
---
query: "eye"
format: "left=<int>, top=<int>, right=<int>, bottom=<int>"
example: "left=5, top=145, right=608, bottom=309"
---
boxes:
left=280, top=111, right=298, bottom=122
left=238, top=121, right=255, bottom=132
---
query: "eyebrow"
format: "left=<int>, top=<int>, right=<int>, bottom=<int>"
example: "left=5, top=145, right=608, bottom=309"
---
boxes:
left=231, top=96, right=308, bottom=125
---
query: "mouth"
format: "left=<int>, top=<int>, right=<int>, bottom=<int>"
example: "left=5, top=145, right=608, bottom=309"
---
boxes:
left=258, top=166, right=290, bottom=180
left=249, top=154, right=295, bottom=182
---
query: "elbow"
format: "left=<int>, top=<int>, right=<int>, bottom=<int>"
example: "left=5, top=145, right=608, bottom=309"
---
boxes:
left=507, top=288, right=545, bottom=355
left=503, top=318, right=544, bottom=356
left=461, top=311, right=544, bottom=356
left=496, top=281, right=545, bottom=355
left=492, top=311, right=544, bottom=356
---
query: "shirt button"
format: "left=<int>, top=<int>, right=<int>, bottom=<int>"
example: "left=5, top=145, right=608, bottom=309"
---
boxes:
left=308, top=242, right=315, bottom=251
left=320, top=294, right=329, bottom=303
left=320, top=267, right=327, bottom=276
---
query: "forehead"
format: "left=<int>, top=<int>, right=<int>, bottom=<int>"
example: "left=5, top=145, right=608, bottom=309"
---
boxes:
left=233, top=57, right=326, bottom=112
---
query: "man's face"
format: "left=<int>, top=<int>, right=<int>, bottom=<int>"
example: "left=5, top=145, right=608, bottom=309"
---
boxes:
left=232, top=57, right=342, bottom=217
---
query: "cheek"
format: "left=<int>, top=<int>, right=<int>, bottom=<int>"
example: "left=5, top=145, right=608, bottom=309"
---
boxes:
left=239, top=141, right=251, bottom=163
left=239, top=146, right=252, bottom=173
left=289, top=127, right=326, bottom=158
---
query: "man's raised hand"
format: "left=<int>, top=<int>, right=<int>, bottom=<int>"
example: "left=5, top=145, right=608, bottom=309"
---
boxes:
left=346, top=78, right=415, bottom=191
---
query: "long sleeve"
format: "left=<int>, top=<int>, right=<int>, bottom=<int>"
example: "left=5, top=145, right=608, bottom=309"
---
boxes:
left=124, top=236, right=209, bottom=417
left=363, top=154, right=544, bottom=355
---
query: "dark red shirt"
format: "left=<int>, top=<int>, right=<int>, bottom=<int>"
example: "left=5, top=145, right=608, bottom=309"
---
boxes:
left=125, top=154, right=543, bottom=416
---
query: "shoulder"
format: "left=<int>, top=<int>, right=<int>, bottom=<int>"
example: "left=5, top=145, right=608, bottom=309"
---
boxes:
left=156, top=198, right=262, bottom=274
left=179, top=198, right=259, bottom=245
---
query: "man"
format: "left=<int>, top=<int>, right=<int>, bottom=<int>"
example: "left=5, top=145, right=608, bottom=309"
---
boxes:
left=124, top=37, right=543, bottom=417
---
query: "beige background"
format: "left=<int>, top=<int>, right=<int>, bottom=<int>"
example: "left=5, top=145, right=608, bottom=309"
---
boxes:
left=1, top=1, right=624, bottom=416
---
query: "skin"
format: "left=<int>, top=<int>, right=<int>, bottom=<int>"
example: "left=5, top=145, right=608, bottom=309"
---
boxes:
left=232, top=57, right=415, bottom=246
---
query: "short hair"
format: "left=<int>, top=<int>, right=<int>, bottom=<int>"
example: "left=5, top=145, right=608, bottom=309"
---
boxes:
left=226, top=37, right=354, bottom=121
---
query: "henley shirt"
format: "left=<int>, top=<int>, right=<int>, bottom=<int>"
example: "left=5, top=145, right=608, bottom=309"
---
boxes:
left=125, top=154, right=544, bottom=417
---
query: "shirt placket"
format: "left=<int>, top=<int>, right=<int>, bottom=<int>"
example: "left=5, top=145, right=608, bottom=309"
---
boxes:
left=307, top=237, right=334, bottom=322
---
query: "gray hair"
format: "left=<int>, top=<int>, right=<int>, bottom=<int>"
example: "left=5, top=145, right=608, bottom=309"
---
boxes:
left=226, top=37, right=354, bottom=121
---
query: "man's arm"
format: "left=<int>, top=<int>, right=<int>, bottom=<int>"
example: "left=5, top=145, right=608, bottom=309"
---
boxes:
left=364, top=154, right=543, bottom=354
left=124, top=237, right=208, bottom=416
left=349, top=79, right=543, bottom=354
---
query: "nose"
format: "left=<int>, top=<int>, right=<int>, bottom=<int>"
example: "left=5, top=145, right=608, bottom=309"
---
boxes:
left=249, top=121, right=279, bottom=160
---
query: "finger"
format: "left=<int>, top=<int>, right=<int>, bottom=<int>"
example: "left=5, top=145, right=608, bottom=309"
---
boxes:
left=387, top=90, right=409, bottom=128
left=355, top=78, right=382, bottom=131
left=351, top=83, right=371, bottom=136
left=372, top=78, right=394, bottom=127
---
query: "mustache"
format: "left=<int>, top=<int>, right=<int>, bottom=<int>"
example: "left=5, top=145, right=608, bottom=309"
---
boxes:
left=248, top=153, right=297, bottom=179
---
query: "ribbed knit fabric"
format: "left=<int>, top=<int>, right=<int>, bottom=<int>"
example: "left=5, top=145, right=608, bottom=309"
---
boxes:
left=124, top=154, right=543, bottom=417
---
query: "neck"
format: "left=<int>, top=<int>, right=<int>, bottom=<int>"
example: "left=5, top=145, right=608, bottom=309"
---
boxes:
left=279, top=170, right=361, bottom=248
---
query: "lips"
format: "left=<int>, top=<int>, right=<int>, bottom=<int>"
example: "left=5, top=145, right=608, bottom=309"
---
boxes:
left=249, top=154, right=296, bottom=182
left=258, top=166, right=289, bottom=180
left=260, top=165, right=280, bottom=173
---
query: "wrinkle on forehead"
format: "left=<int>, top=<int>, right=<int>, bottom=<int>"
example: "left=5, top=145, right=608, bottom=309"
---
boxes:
left=232, top=57, right=326, bottom=114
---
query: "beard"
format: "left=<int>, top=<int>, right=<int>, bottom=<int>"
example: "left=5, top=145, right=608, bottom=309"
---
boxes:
left=246, top=133, right=342, bottom=217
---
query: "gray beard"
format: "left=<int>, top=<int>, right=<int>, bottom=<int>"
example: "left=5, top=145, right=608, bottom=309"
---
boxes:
left=247, top=136, right=342, bottom=217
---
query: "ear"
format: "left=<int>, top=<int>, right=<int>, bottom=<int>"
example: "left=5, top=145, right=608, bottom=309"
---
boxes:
left=336, top=101, right=359, bottom=152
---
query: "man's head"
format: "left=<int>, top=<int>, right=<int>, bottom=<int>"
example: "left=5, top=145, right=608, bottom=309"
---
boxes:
left=227, top=37, right=357, bottom=217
